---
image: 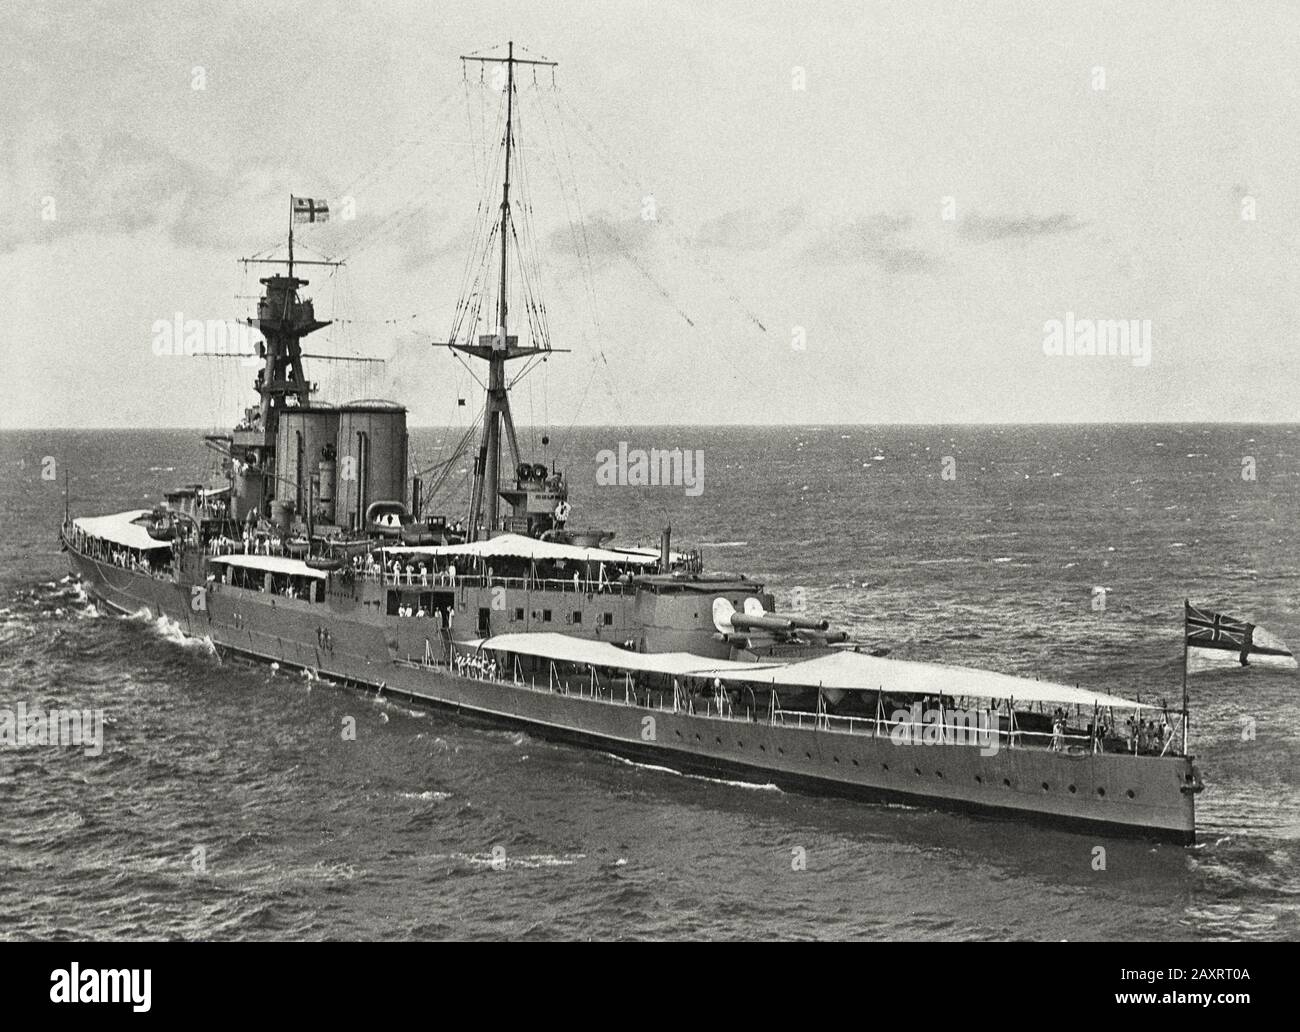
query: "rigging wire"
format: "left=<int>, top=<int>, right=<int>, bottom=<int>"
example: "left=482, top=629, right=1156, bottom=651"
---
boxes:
left=554, top=86, right=770, bottom=334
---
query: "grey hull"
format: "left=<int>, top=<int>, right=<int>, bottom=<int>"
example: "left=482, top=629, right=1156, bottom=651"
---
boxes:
left=67, top=550, right=1198, bottom=844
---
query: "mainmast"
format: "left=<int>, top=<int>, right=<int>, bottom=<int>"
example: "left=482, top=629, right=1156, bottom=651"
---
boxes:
left=452, top=42, right=562, bottom=540
left=498, top=40, right=514, bottom=347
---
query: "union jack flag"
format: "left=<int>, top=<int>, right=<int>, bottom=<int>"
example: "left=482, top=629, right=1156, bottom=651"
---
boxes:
left=1185, top=601, right=1296, bottom=671
left=1185, top=603, right=1251, bottom=649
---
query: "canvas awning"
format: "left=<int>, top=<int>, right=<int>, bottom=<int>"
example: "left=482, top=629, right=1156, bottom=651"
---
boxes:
left=470, top=632, right=779, bottom=677
left=72, top=510, right=171, bottom=552
left=689, top=649, right=1150, bottom=709
left=382, top=532, right=659, bottom=566
left=210, top=554, right=328, bottom=580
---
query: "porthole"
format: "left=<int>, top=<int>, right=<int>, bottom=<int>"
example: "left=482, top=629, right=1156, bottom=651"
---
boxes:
left=694, top=733, right=701, bottom=741
left=914, top=767, right=922, bottom=776
left=737, top=741, right=744, bottom=749
left=759, top=744, right=766, bottom=752
left=882, top=763, right=890, bottom=772
left=1126, top=789, right=1136, bottom=799
left=935, top=770, right=944, bottom=779
left=1003, top=778, right=1012, bottom=788
left=777, top=747, right=785, bottom=756
left=1041, top=781, right=1050, bottom=792
left=675, top=730, right=682, bottom=739
left=974, top=775, right=983, bottom=785
left=805, top=751, right=813, bottom=760
left=832, top=756, right=840, bottom=764
left=1097, top=787, right=1106, bottom=797
left=715, top=736, right=722, bottom=745
left=851, top=758, right=859, bottom=767
left=1068, top=784, right=1077, bottom=794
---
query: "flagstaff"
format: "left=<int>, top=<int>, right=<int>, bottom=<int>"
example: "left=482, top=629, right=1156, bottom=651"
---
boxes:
left=1182, top=599, right=1189, bottom=757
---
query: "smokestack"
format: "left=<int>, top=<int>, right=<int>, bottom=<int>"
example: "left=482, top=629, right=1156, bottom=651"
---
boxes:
left=411, top=476, right=422, bottom=520
left=660, top=524, right=671, bottom=571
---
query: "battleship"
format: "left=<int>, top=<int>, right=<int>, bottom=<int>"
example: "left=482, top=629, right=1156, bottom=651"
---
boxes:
left=59, top=43, right=1202, bottom=844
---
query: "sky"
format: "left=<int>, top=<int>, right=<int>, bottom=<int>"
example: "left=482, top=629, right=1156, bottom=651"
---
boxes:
left=2, top=0, right=1299, bottom=428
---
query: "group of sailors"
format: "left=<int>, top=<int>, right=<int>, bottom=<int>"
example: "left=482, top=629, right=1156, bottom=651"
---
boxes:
left=365, top=554, right=637, bottom=592
left=102, top=547, right=156, bottom=574
left=205, top=533, right=288, bottom=557
left=394, top=603, right=451, bottom=624
left=1126, top=714, right=1175, bottom=755
left=362, top=556, right=458, bottom=587
left=1050, top=708, right=1174, bottom=755
left=68, top=527, right=168, bottom=576
left=223, top=569, right=314, bottom=601
left=454, top=652, right=499, bottom=680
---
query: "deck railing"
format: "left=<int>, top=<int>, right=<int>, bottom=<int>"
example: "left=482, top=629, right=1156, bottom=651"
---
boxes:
left=361, top=569, right=636, bottom=595
left=405, top=650, right=1177, bottom=757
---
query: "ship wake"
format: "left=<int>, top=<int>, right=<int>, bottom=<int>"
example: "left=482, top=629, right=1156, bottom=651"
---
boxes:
left=601, top=752, right=781, bottom=792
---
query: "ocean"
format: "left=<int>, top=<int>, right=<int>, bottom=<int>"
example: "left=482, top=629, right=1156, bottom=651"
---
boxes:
left=1, top=424, right=1297, bottom=941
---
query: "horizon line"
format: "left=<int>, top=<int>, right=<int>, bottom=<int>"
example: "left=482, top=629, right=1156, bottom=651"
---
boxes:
left=3, top=419, right=1299, bottom=432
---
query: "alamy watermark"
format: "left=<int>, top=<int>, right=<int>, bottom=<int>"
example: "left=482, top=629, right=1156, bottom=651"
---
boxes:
left=151, top=313, right=261, bottom=365
left=596, top=442, right=704, bottom=497
left=889, top=703, right=1000, bottom=757
left=50, top=964, right=150, bottom=1012
left=0, top=702, right=104, bottom=756
left=1042, top=312, right=1151, bottom=368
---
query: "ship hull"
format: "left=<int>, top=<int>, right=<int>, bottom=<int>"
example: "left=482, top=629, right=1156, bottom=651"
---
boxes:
left=66, top=550, right=1198, bottom=844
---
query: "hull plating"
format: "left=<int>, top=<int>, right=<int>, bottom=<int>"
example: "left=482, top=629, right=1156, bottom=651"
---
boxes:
left=67, top=549, right=1197, bottom=844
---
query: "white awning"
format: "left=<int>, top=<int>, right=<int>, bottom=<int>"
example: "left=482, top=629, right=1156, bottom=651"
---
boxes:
left=72, top=510, right=171, bottom=552
left=210, top=554, right=328, bottom=580
left=690, top=649, right=1150, bottom=709
left=471, top=632, right=779, bottom=677
left=382, top=532, right=659, bottom=565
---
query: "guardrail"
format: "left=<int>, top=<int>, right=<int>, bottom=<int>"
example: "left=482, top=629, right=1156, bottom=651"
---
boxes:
left=407, top=650, right=1177, bottom=757
left=362, top=570, right=636, bottom=595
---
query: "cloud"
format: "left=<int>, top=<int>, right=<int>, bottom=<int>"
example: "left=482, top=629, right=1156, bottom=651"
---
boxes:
left=959, top=212, right=1084, bottom=241
left=2, top=131, right=259, bottom=253
left=547, top=209, right=657, bottom=260
left=693, top=205, right=805, bottom=250
left=800, top=213, right=940, bottom=272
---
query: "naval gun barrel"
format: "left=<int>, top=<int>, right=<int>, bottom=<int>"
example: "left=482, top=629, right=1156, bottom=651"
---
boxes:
left=769, top=613, right=831, bottom=632
left=729, top=613, right=801, bottom=633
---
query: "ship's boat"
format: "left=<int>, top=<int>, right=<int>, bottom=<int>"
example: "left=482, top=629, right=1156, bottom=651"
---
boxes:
left=304, top=555, right=346, bottom=572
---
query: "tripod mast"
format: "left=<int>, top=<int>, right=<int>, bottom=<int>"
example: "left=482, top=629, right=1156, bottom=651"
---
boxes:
left=452, top=42, right=561, bottom=539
